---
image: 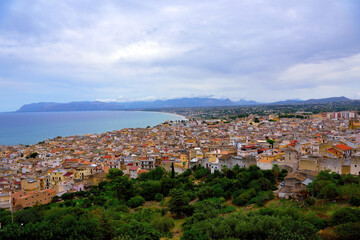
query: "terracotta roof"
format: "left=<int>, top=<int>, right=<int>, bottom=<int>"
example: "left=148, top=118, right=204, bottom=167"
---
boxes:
left=327, top=148, right=342, bottom=157
left=334, top=144, right=352, bottom=151
left=129, top=166, right=139, bottom=171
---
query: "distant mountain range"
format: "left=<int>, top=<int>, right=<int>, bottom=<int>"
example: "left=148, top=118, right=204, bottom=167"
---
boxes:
left=17, top=96, right=352, bottom=112
left=270, top=96, right=351, bottom=105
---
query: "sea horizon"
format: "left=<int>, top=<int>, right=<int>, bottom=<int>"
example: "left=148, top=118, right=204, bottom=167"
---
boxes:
left=0, top=110, right=186, bottom=146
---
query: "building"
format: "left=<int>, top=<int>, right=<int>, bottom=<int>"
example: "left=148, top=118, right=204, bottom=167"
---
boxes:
left=12, top=189, right=56, bottom=209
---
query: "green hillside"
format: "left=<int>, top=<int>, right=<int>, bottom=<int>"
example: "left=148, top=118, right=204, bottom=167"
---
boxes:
left=1, top=166, right=360, bottom=240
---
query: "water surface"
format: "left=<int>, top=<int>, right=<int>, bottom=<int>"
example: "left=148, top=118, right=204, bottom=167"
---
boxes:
left=0, top=111, right=185, bottom=145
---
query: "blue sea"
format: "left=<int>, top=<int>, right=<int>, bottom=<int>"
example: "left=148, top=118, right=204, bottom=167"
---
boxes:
left=0, top=111, right=186, bottom=145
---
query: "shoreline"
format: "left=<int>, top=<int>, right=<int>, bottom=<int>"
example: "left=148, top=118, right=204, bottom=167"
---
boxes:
left=0, top=110, right=186, bottom=147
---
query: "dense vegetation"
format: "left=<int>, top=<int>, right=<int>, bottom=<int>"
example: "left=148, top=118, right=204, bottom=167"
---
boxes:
left=0, top=167, right=360, bottom=239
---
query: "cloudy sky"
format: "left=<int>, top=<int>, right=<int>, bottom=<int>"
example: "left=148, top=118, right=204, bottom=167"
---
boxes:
left=0, top=0, right=360, bottom=111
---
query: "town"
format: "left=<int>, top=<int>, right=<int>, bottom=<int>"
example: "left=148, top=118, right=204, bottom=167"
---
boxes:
left=0, top=110, right=360, bottom=210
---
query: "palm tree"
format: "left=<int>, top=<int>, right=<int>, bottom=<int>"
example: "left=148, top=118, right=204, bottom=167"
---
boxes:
left=272, top=164, right=281, bottom=182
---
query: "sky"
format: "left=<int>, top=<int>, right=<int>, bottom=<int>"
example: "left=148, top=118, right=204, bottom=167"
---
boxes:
left=0, top=0, right=360, bottom=111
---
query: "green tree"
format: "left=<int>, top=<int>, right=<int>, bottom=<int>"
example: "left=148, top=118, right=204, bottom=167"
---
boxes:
left=155, top=193, right=164, bottom=202
left=267, top=139, right=275, bottom=149
left=335, top=222, right=360, bottom=240
left=182, top=228, right=210, bottom=240
left=168, top=189, right=192, bottom=217
left=272, top=164, right=281, bottom=182
left=127, top=196, right=145, bottom=208
left=106, top=169, right=124, bottom=180
left=107, top=176, right=134, bottom=200
left=171, top=162, right=175, bottom=178
left=151, top=216, right=174, bottom=234
left=269, top=220, right=320, bottom=240
left=139, top=180, right=162, bottom=201
left=320, top=183, right=339, bottom=199
left=26, top=152, right=39, bottom=159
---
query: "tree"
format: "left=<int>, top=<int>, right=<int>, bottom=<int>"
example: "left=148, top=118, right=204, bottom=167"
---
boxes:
left=269, top=220, right=320, bottom=240
left=151, top=216, right=174, bottom=234
left=168, top=189, right=192, bottom=217
left=139, top=167, right=166, bottom=181
left=99, top=214, right=114, bottom=240
left=272, top=164, right=281, bottom=182
left=26, top=152, right=39, bottom=159
left=267, top=139, right=275, bottom=149
left=335, top=222, right=360, bottom=240
left=127, top=196, right=145, bottom=208
left=182, top=228, right=210, bottom=240
left=349, top=196, right=360, bottom=206
left=320, top=183, right=339, bottom=199
left=331, top=207, right=360, bottom=226
left=106, top=169, right=124, bottom=180
left=139, top=180, right=162, bottom=201
left=155, top=193, right=164, bottom=202
left=106, top=176, right=134, bottom=200
left=171, top=162, right=175, bottom=178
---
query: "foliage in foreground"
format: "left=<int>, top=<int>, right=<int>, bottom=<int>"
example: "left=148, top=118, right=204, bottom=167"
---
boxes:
left=0, top=167, right=359, bottom=239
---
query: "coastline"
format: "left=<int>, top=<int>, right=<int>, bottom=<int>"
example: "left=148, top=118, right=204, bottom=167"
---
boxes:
left=0, top=110, right=186, bottom=146
left=159, top=111, right=188, bottom=121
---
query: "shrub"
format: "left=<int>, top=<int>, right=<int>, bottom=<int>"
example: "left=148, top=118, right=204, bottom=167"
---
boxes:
left=155, top=193, right=164, bottom=202
left=304, top=197, right=316, bottom=206
left=233, top=189, right=256, bottom=206
left=182, top=228, right=210, bottom=240
left=320, top=183, right=339, bottom=199
left=220, top=206, right=236, bottom=214
left=61, top=192, right=75, bottom=200
left=115, top=204, right=130, bottom=213
left=194, top=167, right=210, bottom=179
left=151, top=216, right=175, bottom=233
left=334, top=222, right=360, bottom=239
left=349, top=196, right=360, bottom=207
left=331, top=207, right=360, bottom=226
left=127, top=196, right=145, bottom=208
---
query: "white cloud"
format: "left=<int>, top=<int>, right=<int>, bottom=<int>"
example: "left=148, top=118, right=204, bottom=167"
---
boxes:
left=0, top=0, right=360, bottom=110
left=278, top=53, right=360, bottom=86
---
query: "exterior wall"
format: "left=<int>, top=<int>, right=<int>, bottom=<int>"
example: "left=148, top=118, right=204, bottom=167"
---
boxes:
left=243, top=157, right=257, bottom=168
left=75, top=167, right=94, bottom=180
left=299, top=159, right=319, bottom=172
left=50, top=170, right=66, bottom=185
left=209, top=162, right=221, bottom=173
left=284, top=150, right=298, bottom=164
left=129, top=170, right=138, bottom=179
left=350, top=160, right=360, bottom=175
left=257, top=161, right=272, bottom=170
left=72, top=183, right=84, bottom=192
left=21, top=179, right=40, bottom=191
left=14, top=189, right=56, bottom=208
left=341, top=165, right=351, bottom=175
left=320, top=159, right=342, bottom=174
left=319, top=142, right=333, bottom=153
left=0, top=193, right=10, bottom=209
left=140, top=159, right=155, bottom=170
